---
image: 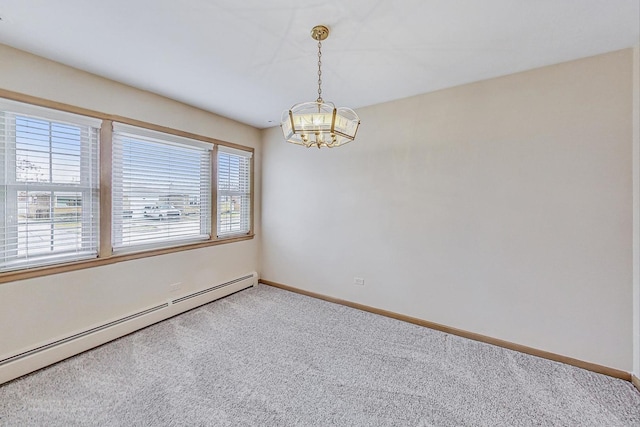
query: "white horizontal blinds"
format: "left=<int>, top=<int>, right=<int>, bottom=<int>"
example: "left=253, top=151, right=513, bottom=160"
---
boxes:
left=0, top=99, right=100, bottom=272
left=217, top=146, right=251, bottom=237
left=112, top=123, right=212, bottom=251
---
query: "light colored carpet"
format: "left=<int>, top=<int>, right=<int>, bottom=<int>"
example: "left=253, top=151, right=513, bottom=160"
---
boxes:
left=0, top=284, right=639, bottom=426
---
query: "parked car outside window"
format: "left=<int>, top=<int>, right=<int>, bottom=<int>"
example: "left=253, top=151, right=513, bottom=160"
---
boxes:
left=143, top=205, right=182, bottom=219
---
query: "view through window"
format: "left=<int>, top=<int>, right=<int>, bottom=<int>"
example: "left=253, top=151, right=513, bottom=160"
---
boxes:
left=0, top=98, right=253, bottom=276
left=0, top=103, right=100, bottom=272
left=217, top=147, right=251, bottom=237
left=111, top=124, right=212, bottom=251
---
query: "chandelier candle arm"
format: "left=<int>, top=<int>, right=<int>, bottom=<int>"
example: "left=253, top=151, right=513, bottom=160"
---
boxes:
left=281, top=25, right=361, bottom=149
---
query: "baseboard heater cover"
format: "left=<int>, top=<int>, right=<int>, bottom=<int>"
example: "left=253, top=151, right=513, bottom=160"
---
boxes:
left=172, top=274, right=255, bottom=305
left=0, top=303, right=168, bottom=367
left=0, top=272, right=258, bottom=371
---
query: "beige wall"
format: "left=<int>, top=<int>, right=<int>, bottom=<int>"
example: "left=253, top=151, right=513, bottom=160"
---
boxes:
left=1, top=42, right=635, bottom=377
left=634, top=44, right=640, bottom=378
left=261, top=50, right=634, bottom=371
left=0, top=44, right=262, bottom=378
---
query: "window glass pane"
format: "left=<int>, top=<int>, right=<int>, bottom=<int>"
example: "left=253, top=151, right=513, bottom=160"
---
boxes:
left=0, top=104, right=100, bottom=272
left=112, top=125, right=211, bottom=251
left=218, top=194, right=250, bottom=235
left=217, top=149, right=251, bottom=237
left=15, top=117, right=83, bottom=184
left=16, top=190, right=88, bottom=257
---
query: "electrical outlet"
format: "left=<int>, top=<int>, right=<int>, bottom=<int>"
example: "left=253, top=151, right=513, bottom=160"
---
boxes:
left=169, top=282, right=182, bottom=292
left=354, top=277, right=365, bottom=286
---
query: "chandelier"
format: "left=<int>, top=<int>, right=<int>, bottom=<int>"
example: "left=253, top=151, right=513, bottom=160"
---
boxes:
left=281, top=25, right=360, bottom=148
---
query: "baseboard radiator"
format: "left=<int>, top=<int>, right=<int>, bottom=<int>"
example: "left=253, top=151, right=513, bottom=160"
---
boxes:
left=0, top=272, right=258, bottom=385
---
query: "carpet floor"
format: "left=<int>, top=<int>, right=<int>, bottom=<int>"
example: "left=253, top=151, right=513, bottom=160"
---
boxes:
left=1, top=284, right=639, bottom=426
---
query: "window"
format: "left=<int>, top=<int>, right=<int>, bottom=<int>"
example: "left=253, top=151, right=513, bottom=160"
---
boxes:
left=111, top=123, right=212, bottom=251
left=0, top=95, right=254, bottom=280
left=0, top=100, right=100, bottom=272
left=217, top=146, right=251, bottom=237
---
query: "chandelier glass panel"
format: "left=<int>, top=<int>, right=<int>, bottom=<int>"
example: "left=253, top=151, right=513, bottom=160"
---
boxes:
left=281, top=25, right=360, bottom=148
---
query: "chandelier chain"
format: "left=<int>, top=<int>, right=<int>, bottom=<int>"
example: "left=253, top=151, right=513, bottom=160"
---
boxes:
left=317, top=37, right=323, bottom=103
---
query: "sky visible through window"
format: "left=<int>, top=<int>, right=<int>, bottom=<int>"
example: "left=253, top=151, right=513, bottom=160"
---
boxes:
left=15, top=116, right=81, bottom=184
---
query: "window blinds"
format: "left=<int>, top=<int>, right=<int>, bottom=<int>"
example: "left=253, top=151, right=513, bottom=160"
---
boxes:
left=217, top=146, right=251, bottom=237
left=111, top=123, right=212, bottom=252
left=0, top=99, right=100, bottom=272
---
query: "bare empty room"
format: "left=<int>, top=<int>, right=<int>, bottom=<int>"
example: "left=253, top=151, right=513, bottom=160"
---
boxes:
left=1, top=1, right=640, bottom=425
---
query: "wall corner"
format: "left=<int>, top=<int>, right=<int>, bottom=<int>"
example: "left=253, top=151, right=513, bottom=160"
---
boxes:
left=633, top=44, right=640, bottom=377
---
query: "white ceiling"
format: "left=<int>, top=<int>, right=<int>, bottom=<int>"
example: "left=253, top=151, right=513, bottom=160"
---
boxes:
left=0, top=1, right=638, bottom=129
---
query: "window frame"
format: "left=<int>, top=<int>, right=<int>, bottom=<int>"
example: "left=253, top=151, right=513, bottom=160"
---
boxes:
left=0, top=90, right=254, bottom=284
left=111, top=122, right=215, bottom=253
left=217, top=146, right=253, bottom=238
left=0, top=101, right=101, bottom=273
